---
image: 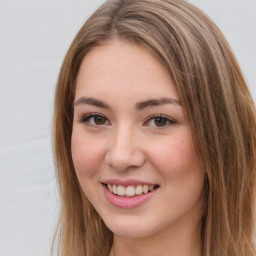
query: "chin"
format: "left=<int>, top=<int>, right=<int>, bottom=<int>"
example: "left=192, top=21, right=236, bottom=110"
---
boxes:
left=102, top=215, right=160, bottom=239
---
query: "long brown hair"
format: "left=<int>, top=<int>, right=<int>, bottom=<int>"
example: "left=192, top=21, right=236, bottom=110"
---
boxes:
left=52, top=0, right=256, bottom=255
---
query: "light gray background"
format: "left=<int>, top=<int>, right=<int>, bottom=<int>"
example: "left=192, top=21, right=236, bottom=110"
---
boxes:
left=0, top=1, right=255, bottom=256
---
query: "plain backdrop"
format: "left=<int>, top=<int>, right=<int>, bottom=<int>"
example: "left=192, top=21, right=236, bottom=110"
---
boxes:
left=0, top=1, right=255, bottom=255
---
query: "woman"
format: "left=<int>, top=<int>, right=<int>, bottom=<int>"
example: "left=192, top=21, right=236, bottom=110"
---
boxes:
left=52, top=0, right=256, bottom=255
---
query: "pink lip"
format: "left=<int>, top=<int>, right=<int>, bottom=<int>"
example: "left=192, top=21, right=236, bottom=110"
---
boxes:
left=102, top=179, right=156, bottom=187
left=102, top=184, right=158, bottom=209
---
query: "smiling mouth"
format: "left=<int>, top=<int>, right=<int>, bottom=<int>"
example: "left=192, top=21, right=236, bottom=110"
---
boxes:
left=103, top=183, right=160, bottom=198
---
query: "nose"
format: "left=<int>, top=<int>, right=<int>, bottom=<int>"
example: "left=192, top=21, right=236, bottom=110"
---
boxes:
left=104, top=126, right=146, bottom=171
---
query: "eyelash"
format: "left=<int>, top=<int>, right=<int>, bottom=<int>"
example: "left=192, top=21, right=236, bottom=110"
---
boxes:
left=79, top=113, right=176, bottom=128
left=144, top=114, right=176, bottom=128
left=79, top=113, right=110, bottom=126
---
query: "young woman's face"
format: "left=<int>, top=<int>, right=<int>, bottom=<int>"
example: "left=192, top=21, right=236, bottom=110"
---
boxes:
left=72, top=40, right=205, bottom=239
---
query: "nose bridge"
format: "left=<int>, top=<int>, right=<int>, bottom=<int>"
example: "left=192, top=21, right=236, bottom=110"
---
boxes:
left=114, top=124, right=133, bottom=152
left=105, top=123, right=145, bottom=171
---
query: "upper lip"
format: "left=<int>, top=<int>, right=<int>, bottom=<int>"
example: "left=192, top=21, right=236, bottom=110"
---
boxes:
left=102, top=179, right=158, bottom=187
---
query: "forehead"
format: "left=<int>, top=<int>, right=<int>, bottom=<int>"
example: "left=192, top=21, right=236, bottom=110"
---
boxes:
left=75, top=40, right=179, bottom=101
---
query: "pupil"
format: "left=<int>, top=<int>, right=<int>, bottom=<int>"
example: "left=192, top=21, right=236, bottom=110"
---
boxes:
left=155, top=118, right=166, bottom=127
left=95, top=116, right=105, bottom=125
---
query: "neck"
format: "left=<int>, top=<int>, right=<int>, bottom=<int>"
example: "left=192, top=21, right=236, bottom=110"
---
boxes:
left=110, top=218, right=202, bottom=256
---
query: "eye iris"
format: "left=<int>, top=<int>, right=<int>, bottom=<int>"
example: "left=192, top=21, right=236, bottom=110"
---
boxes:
left=154, top=117, right=167, bottom=127
left=94, top=116, right=106, bottom=125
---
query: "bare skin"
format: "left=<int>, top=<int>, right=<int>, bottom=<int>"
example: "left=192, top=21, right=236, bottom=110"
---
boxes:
left=72, top=40, right=205, bottom=256
left=109, top=213, right=202, bottom=256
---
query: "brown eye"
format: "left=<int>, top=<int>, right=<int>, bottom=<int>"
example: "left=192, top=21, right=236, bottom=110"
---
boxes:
left=80, top=114, right=110, bottom=126
left=94, top=116, right=106, bottom=125
left=144, top=115, right=176, bottom=128
left=154, top=117, right=167, bottom=127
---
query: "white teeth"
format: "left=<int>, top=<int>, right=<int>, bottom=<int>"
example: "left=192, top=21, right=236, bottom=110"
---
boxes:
left=142, top=185, right=149, bottom=193
left=106, top=184, right=156, bottom=197
left=117, top=185, right=126, bottom=196
left=126, top=186, right=135, bottom=197
left=107, top=184, right=113, bottom=192
left=112, top=184, right=117, bottom=194
left=135, top=185, right=143, bottom=195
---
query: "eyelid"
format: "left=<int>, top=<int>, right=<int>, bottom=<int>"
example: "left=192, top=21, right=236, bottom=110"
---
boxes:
left=144, top=114, right=176, bottom=128
left=79, top=112, right=110, bottom=126
left=78, top=112, right=176, bottom=128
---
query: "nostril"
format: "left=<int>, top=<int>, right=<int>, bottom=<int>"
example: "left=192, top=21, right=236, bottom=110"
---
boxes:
left=104, top=151, right=146, bottom=171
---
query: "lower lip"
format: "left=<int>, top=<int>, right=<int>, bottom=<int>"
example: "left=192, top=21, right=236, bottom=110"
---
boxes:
left=102, top=185, right=157, bottom=209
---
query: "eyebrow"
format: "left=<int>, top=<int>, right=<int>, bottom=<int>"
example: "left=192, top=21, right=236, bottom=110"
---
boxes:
left=74, top=97, right=110, bottom=109
left=73, top=96, right=182, bottom=109
left=136, top=97, right=182, bottom=110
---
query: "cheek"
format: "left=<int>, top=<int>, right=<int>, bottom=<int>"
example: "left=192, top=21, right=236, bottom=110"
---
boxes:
left=149, top=132, right=205, bottom=218
left=71, top=130, right=107, bottom=177
left=149, top=130, right=202, bottom=179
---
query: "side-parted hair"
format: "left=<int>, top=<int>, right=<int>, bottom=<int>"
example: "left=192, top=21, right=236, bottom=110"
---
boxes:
left=52, top=0, right=256, bottom=255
